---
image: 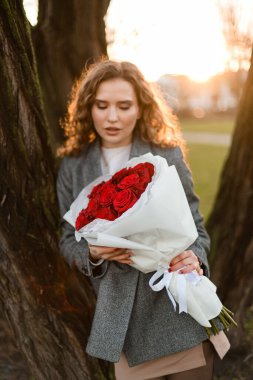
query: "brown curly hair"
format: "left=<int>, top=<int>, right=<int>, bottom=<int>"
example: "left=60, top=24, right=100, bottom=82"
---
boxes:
left=58, top=58, right=185, bottom=157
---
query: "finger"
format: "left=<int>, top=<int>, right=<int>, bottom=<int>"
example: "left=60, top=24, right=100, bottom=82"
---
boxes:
left=89, top=248, right=124, bottom=262
left=89, top=247, right=124, bottom=258
left=170, top=250, right=196, bottom=267
left=179, top=267, right=203, bottom=275
left=101, top=251, right=132, bottom=261
left=197, top=268, right=204, bottom=276
left=178, top=261, right=203, bottom=274
left=195, top=267, right=203, bottom=276
left=170, top=256, right=196, bottom=272
left=170, top=250, right=200, bottom=271
left=170, top=251, right=189, bottom=266
left=115, top=258, right=134, bottom=264
left=170, top=250, right=198, bottom=266
left=178, top=264, right=198, bottom=274
left=89, top=245, right=123, bottom=254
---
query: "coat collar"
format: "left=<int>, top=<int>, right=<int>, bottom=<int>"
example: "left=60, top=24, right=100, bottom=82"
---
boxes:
left=78, top=139, right=102, bottom=188
left=129, top=134, right=152, bottom=159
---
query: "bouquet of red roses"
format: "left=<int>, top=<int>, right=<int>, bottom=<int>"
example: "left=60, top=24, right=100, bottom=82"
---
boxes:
left=64, top=153, right=237, bottom=335
left=65, top=153, right=199, bottom=273
left=75, top=162, right=155, bottom=231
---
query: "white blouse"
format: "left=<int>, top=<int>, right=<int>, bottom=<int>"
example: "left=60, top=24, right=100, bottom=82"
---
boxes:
left=100, top=144, right=132, bottom=175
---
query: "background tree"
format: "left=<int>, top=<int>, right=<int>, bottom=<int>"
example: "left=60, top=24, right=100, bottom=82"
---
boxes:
left=0, top=1, right=112, bottom=378
left=32, top=0, right=110, bottom=148
left=207, top=49, right=253, bottom=377
left=218, top=0, right=253, bottom=101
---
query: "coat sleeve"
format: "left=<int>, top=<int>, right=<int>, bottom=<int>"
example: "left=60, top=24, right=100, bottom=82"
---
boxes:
left=164, top=146, right=211, bottom=277
left=56, top=157, right=108, bottom=278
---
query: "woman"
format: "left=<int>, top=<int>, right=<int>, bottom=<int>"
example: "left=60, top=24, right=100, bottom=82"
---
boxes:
left=57, top=59, right=230, bottom=380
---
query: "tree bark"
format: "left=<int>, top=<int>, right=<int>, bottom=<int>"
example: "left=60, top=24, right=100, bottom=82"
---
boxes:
left=32, top=0, right=110, bottom=148
left=207, top=50, right=253, bottom=349
left=0, top=1, right=113, bottom=378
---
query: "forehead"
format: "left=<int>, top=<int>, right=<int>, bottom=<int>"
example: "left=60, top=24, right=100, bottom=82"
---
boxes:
left=95, top=78, right=137, bottom=101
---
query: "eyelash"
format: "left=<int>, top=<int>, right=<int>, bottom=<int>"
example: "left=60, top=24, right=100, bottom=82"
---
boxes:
left=96, top=105, right=130, bottom=110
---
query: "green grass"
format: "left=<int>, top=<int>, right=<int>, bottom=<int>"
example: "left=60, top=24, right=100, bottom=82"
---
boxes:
left=186, top=144, right=229, bottom=221
left=179, top=116, right=235, bottom=134
left=179, top=116, right=234, bottom=220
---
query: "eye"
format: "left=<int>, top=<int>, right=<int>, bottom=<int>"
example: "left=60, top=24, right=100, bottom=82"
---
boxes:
left=119, top=105, right=130, bottom=110
left=96, top=104, right=107, bottom=110
left=118, top=102, right=132, bottom=110
left=94, top=101, right=107, bottom=110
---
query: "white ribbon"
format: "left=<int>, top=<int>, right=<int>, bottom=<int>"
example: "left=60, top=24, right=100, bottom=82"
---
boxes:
left=149, top=269, right=177, bottom=310
left=149, top=268, right=202, bottom=314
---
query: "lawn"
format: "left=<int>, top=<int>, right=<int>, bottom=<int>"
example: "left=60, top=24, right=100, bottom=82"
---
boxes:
left=178, top=116, right=234, bottom=221
left=185, top=144, right=229, bottom=221
left=179, top=116, right=235, bottom=134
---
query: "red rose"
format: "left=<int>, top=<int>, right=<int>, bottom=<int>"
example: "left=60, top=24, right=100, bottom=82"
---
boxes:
left=75, top=209, right=93, bottom=230
left=131, top=179, right=148, bottom=196
left=117, top=173, right=140, bottom=189
left=111, top=167, right=129, bottom=184
left=113, top=189, right=138, bottom=215
left=88, top=181, right=105, bottom=199
left=99, top=183, right=117, bottom=207
left=133, top=162, right=154, bottom=183
left=96, top=207, right=117, bottom=221
left=87, top=195, right=100, bottom=214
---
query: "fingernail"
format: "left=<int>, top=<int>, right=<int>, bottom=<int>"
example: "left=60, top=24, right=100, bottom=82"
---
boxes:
left=168, top=268, right=172, bottom=272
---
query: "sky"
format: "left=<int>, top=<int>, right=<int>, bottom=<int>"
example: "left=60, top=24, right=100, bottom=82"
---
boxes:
left=24, top=0, right=253, bottom=82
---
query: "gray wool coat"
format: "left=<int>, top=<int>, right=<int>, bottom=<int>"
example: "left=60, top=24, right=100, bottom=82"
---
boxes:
left=56, top=136, right=222, bottom=367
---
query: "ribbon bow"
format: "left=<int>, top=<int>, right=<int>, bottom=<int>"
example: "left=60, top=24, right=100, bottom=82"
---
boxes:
left=149, top=268, right=202, bottom=314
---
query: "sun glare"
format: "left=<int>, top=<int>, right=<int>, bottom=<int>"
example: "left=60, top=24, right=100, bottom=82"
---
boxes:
left=106, top=0, right=228, bottom=82
left=23, top=0, right=38, bottom=26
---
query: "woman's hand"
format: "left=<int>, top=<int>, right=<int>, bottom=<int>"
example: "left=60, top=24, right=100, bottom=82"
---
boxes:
left=88, top=244, right=134, bottom=265
left=169, top=250, right=203, bottom=276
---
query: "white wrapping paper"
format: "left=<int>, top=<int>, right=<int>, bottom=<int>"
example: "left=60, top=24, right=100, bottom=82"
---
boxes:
left=64, top=153, right=223, bottom=327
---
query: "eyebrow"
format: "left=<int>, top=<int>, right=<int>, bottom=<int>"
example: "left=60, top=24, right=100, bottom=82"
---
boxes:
left=94, top=99, right=133, bottom=104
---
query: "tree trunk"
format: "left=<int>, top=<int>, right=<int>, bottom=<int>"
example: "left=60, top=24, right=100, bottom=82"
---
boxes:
left=0, top=1, right=113, bottom=379
left=207, top=50, right=253, bottom=349
left=32, top=0, right=110, bottom=148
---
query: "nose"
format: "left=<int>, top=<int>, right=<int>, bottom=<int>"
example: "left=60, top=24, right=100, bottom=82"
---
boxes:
left=107, top=106, right=118, bottom=123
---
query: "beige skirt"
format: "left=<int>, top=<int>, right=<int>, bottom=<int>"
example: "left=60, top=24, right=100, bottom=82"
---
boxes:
left=114, top=331, right=230, bottom=380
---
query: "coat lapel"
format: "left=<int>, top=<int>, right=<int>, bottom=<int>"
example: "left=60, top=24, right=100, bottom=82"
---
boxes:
left=130, top=135, right=152, bottom=159
left=80, top=139, right=102, bottom=184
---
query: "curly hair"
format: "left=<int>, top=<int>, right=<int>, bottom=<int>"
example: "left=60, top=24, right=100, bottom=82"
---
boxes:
left=58, top=58, right=185, bottom=157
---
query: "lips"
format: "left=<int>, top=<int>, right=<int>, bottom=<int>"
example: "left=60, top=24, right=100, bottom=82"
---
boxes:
left=104, top=127, right=121, bottom=135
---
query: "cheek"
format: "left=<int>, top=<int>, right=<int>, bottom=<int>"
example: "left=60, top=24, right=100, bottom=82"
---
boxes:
left=91, top=108, right=103, bottom=127
left=124, top=110, right=140, bottom=127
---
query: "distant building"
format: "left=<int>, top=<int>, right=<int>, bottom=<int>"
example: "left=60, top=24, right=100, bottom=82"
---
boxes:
left=157, top=70, right=246, bottom=116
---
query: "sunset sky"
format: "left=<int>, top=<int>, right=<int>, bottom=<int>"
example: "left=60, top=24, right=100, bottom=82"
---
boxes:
left=24, top=0, right=253, bottom=82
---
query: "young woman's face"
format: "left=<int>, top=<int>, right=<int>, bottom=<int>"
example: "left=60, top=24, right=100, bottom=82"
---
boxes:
left=91, top=78, right=141, bottom=148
